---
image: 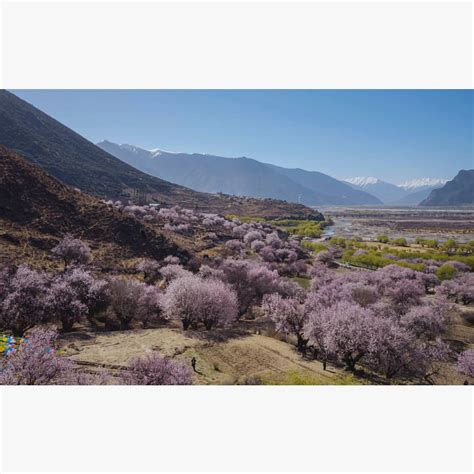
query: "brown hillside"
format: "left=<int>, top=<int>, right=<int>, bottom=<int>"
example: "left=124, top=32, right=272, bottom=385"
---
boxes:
left=0, top=145, right=186, bottom=262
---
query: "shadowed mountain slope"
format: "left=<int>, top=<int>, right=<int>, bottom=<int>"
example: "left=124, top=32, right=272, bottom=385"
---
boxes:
left=0, top=145, right=185, bottom=261
left=420, top=170, right=474, bottom=206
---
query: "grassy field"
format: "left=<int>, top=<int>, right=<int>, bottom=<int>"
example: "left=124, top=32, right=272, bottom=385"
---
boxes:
left=61, top=322, right=359, bottom=385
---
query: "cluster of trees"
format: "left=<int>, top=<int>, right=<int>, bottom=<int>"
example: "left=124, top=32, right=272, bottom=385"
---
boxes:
left=1, top=228, right=309, bottom=337
left=2, top=207, right=472, bottom=385
left=110, top=203, right=313, bottom=278
left=0, top=262, right=168, bottom=336
left=342, top=245, right=474, bottom=274
left=377, top=235, right=408, bottom=247
left=211, top=258, right=301, bottom=318
left=376, top=235, right=474, bottom=256
left=228, top=224, right=309, bottom=276
left=316, top=235, right=472, bottom=273
left=263, top=264, right=455, bottom=381
left=437, top=273, right=474, bottom=305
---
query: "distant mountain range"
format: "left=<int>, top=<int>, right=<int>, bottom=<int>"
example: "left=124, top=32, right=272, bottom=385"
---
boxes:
left=398, top=178, right=448, bottom=191
left=420, top=170, right=474, bottom=206
left=344, top=176, right=447, bottom=205
left=2, top=89, right=466, bottom=211
left=97, top=141, right=381, bottom=206
left=0, top=90, right=321, bottom=221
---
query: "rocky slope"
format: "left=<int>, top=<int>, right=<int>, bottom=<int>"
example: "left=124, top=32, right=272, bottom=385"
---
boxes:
left=420, top=170, right=474, bottom=206
left=0, top=145, right=185, bottom=261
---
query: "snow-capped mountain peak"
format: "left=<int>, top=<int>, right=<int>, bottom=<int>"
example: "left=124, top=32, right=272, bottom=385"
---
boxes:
left=398, top=178, right=448, bottom=190
left=344, top=176, right=381, bottom=187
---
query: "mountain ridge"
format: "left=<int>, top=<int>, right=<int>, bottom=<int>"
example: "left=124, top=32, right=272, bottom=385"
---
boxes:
left=420, top=170, right=474, bottom=206
left=344, top=175, right=447, bottom=205
left=97, top=141, right=381, bottom=206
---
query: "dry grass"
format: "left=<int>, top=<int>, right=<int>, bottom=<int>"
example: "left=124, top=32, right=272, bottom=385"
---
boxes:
left=60, top=325, right=353, bottom=385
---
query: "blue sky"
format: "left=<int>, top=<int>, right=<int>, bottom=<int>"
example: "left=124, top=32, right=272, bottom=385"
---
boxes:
left=12, top=90, right=473, bottom=183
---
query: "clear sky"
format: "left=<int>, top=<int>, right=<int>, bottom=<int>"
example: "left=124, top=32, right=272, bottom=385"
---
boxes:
left=12, top=89, right=473, bottom=183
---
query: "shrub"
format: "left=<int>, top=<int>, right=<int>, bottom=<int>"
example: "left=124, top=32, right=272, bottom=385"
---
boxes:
left=442, top=238, right=458, bottom=254
left=315, top=250, right=335, bottom=267
left=266, top=232, right=283, bottom=249
left=0, top=328, right=73, bottom=385
left=392, top=237, right=408, bottom=247
left=120, top=353, right=192, bottom=385
left=456, top=349, right=474, bottom=378
left=250, top=240, right=265, bottom=252
left=377, top=235, right=389, bottom=244
left=259, top=245, right=276, bottom=262
left=163, top=255, right=180, bottom=265
left=243, top=230, right=263, bottom=246
left=160, top=264, right=192, bottom=283
left=52, top=235, right=91, bottom=268
left=435, top=263, right=457, bottom=281
left=136, top=285, right=164, bottom=328
left=262, top=294, right=308, bottom=352
left=225, top=240, right=245, bottom=253
left=136, top=259, right=161, bottom=283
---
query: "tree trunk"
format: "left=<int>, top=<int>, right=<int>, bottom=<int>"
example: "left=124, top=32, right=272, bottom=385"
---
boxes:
left=12, top=325, right=26, bottom=338
left=120, top=319, right=131, bottom=330
left=62, top=319, right=74, bottom=332
left=204, top=321, right=214, bottom=331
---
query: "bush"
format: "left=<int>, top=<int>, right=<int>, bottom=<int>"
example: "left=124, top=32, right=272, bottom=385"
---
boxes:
left=52, top=235, right=91, bottom=268
left=377, top=235, right=389, bottom=244
left=392, top=237, right=408, bottom=247
left=456, top=349, right=474, bottom=378
left=119, top=353, right=192, bottom=385
left=435, top=263, right=457, bottom=281
left=0, top=328, right=74, bottom=385
left=136, top=259, right=161, bottom=283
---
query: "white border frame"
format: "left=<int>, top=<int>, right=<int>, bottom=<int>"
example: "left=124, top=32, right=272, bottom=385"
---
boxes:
left=0, top=1, right=473, bottom=472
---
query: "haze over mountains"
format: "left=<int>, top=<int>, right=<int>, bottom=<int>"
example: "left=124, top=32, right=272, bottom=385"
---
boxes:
left=344, top=176, right=447, bottom=205
left=97, top=141, right=381, bottom=206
